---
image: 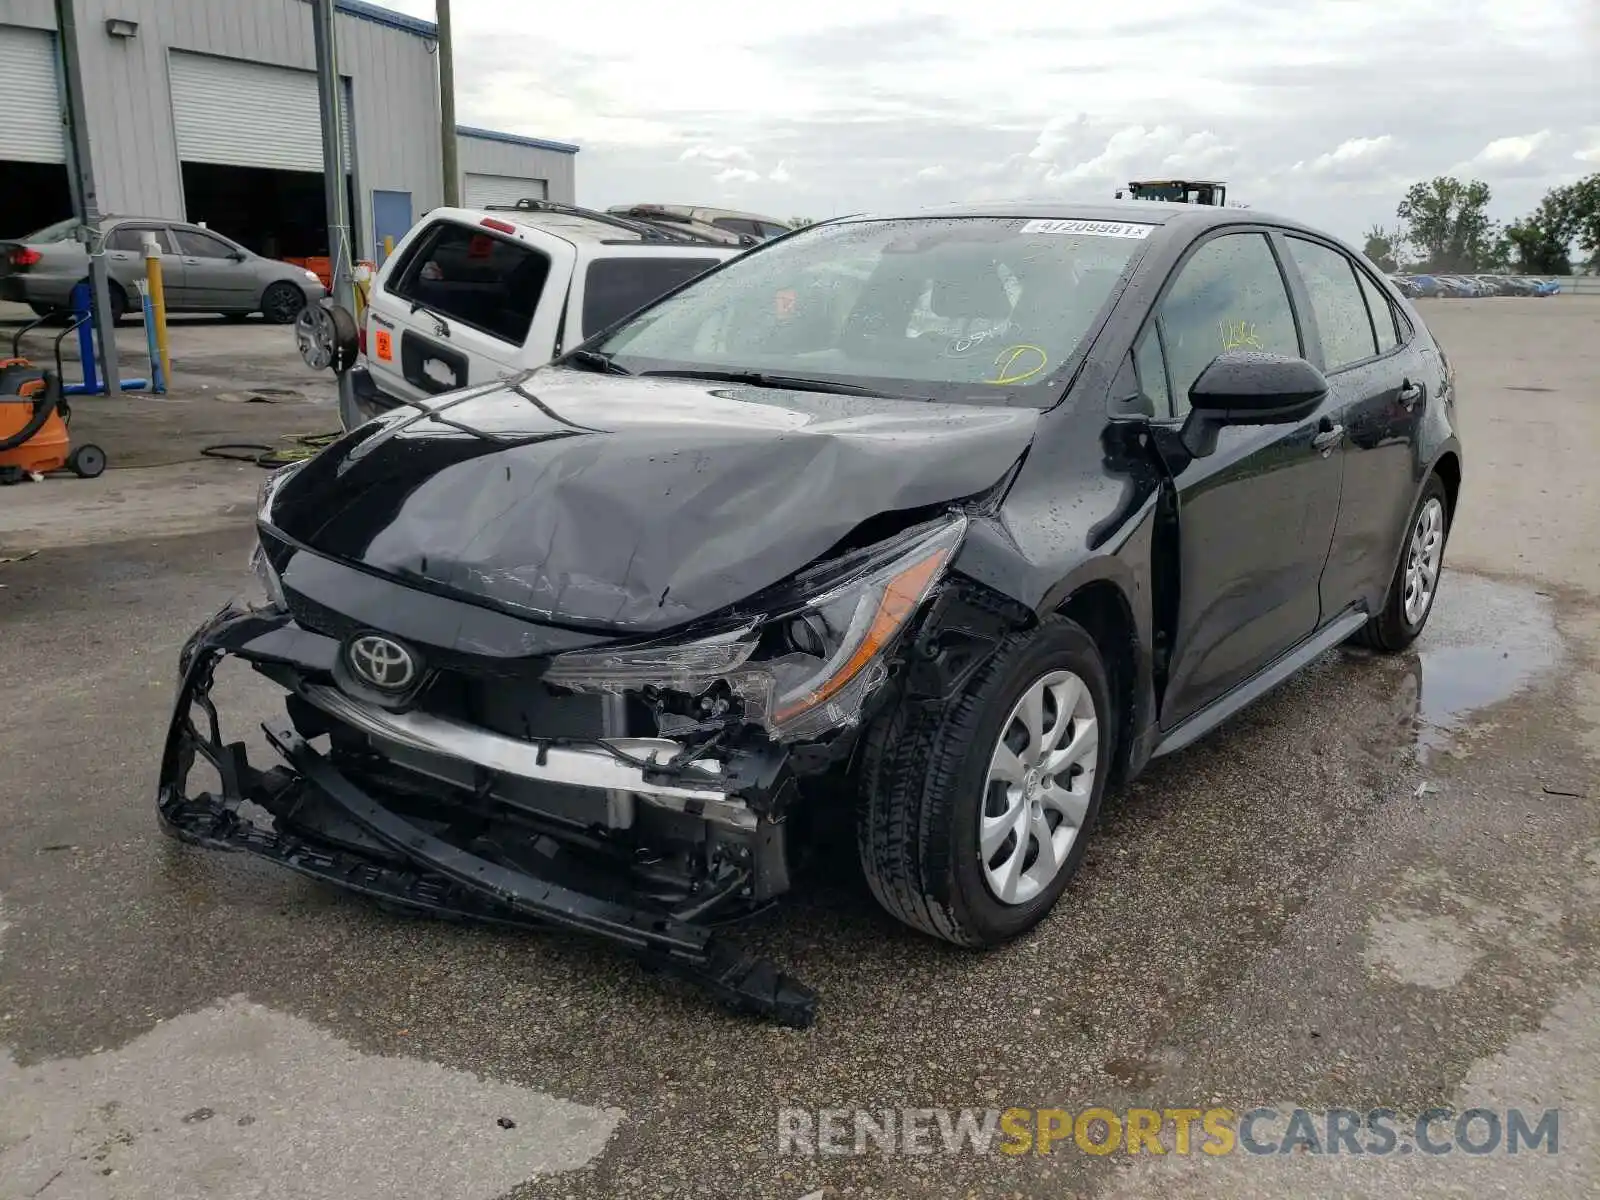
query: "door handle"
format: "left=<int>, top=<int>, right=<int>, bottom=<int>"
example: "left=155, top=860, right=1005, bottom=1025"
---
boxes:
left=1398, top=379, right=1424, bottom=409
left=1312, top=423, right=1345, bottom=453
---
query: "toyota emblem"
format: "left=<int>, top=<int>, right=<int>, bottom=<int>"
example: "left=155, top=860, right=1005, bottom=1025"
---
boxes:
left=347, top=634, right=417, bottom=691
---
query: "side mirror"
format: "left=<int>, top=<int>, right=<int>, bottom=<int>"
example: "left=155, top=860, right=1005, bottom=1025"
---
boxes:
left=229, top=249, right=248, bottom=261
left=1181, top=350, right=1328, bottom=457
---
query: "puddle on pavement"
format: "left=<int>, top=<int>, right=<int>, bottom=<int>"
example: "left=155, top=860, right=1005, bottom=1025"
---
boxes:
left=1407, top=573, right=1561, bottom=760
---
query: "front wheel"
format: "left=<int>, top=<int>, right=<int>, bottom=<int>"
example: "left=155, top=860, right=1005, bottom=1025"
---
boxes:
left=262, top=282, right=306, bottom=325
left=856, top=615, right=1113, bottom=947
left=1354, top=473, right=1450, bottom=652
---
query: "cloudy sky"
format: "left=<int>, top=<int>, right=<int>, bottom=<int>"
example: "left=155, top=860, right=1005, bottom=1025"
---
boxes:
left=382, top=0, right=1597, bottom=242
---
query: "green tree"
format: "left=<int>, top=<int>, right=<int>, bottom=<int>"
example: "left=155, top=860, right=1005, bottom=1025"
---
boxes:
left=1396, top=177, right=1498, bottom=271
left=1362, top=224, right=1402, bottom=272
left=788, top=217, right=815, bottom=229
left=1562, top=173, right=1600, bottom=270
left=1500, top=200, right=1573, bottom=275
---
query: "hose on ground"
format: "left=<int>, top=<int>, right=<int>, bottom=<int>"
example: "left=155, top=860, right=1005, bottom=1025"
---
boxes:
left=200, top=431, right=342, bottom=468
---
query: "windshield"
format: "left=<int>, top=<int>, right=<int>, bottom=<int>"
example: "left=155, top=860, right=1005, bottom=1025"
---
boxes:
left=592, top=216, right=1151, bottom=405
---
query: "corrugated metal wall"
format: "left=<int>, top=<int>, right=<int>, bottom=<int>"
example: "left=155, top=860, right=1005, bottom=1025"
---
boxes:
left=0, top=0, right=445, bottom=252
left=459, top=135, right=577, bottom=205
left=168, top=51, right=354, bottom=169
left=0, top=23, right=65, bottom=162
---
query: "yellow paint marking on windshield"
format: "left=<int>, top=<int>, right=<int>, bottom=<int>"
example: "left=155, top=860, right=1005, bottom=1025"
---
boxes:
left=985, top=345, right=1048, bottom=385
left=1219, top=319, right=1263, bottom=351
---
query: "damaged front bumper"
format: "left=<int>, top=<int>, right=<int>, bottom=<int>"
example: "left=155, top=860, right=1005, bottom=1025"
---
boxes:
left=158, top=602, right=819, bottom=1027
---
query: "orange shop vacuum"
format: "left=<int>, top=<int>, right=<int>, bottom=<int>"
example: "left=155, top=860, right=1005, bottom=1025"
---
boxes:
left=0, top=358, right=105, bottom=484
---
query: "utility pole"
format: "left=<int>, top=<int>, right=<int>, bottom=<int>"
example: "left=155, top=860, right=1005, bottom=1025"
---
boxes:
left=54, top=0, right=119, bottom=396
left=438, top=0, right=459, bottom=206
left=311, top=0, right=359, bottom=429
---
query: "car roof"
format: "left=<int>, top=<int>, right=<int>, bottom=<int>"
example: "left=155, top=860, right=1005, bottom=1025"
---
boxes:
left=461, top=203, right=734, bottom=251
left=834, top=199, right=1322, bottom=237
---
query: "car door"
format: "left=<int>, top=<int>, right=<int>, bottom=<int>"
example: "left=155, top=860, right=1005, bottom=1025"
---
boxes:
left=1136, top=229, right=1346, bottom=728
left=1280, top=235, right=1432, bottom=618
left=103, top=223, right=183, bottom=305
left=172, top=227, right=254, bottom=311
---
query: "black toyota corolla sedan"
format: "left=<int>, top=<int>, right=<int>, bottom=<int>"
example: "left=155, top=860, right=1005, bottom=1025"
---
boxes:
left=161, top=202, right=1461, bottom=1025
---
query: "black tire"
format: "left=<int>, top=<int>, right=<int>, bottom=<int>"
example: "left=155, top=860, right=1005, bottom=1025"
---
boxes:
left=1353, top=473, right=1450, bottom=653
left=262, top=282, right=306, bottom=325
left=67, top=443, right=107, bottom=478
left=107, top=282, right=128, bottom=325
left=856, top=615, right=1114, bottom=947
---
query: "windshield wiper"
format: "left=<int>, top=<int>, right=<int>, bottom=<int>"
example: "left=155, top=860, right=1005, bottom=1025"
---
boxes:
left=564, top=349, right=632, bottom=375
left=639, top=368, right=905, bottom=399
left=408, top=301, right=451, bottom=338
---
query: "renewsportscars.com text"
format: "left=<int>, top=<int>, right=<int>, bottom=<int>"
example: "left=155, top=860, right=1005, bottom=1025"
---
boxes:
left=777, top=1106, right=1560, bottom=1158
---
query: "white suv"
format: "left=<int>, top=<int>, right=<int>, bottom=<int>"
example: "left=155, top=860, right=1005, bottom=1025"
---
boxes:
left=352, top=201, right=740, bottom=415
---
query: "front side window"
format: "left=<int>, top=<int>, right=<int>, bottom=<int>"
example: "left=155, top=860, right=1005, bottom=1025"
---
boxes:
left=389, top=221, right=551, bottom=344
left=107, top=225, right=171, bottom=253
left=1155, top=232, right=1300, bottom=417
left=582, top=256, right=721, bottom=337
left=595, top=216, right=1152, bottom=405
left=1285, top=236, right=1378, bottom=371
left=1132, top=325, right=1171, bottom=417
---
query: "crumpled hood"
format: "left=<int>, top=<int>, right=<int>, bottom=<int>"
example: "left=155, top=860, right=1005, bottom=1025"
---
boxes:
left=269, top=368, right=1039, bottom=633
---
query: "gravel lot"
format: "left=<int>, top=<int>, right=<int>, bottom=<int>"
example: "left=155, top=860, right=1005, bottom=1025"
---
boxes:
left=1, top=297, right=1596, bottom=1200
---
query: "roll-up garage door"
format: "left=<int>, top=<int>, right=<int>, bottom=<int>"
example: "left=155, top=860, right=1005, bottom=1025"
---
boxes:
left=463, top=174, right=548, bottom=208
left=169, top=51, right=352, bottom=171
left=0, top=26, right=65, bottom=163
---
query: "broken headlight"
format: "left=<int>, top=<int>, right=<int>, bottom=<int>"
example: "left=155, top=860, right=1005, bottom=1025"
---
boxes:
left=248, top=540, right=287, bottom=611
left=255, top=459, right=305, bottom=524
left=540, top=516, right=967, bottom=741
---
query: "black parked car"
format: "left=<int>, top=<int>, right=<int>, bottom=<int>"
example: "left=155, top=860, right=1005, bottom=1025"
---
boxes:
left=161, top=203, right=1461, bottom=1025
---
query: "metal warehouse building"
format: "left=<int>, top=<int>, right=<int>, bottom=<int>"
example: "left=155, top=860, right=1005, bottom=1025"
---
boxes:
left=0, top=0, right=577, bottom=261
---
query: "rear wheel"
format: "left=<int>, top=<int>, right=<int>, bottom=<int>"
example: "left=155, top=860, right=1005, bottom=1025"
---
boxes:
left=856, top=615, right=1112, bottom=947
left=262, top=282, right=306, bottom=324
left=1354, top=473, right=1449, bottom=652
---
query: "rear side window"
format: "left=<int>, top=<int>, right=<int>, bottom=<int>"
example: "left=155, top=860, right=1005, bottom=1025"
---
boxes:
left=582, top=257, right=720, bottom=336
left=1356, top=270, right=1400, bottom=353
left=1284, top=236, right=1378, bottom=371
left=390, top=221, right=551, bottom=344
left=175, top=229, right=237, bottom=258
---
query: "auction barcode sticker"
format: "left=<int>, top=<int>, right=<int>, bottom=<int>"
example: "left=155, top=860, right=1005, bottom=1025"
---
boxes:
left=1019, top=219, right=1154, bottom=239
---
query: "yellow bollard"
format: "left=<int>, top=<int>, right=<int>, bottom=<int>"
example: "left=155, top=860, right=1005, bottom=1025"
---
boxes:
left=142, top=234, right=172, bottom=384
left=383, top=235, right=394, bottom=259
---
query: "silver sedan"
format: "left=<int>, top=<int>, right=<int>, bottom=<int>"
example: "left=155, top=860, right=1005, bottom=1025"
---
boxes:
left=0, top=216, right=326, bottom=323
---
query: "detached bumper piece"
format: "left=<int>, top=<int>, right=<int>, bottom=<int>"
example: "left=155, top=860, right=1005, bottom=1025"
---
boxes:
left=158, top=606, right=818, bottom=1028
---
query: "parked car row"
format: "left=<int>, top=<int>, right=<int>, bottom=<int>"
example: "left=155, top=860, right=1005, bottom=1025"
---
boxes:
left=1390, top=273, right=1562, bottom=299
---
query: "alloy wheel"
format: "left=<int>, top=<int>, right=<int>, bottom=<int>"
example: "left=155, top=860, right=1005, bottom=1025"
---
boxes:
left=1403, top=497, right=1445, bottom=625
left=980, top=669, right=1099, bottom=906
